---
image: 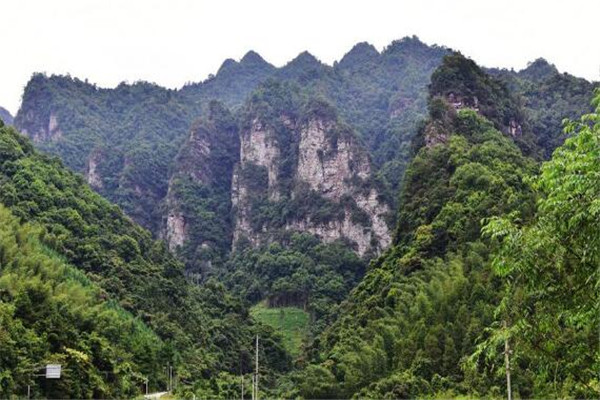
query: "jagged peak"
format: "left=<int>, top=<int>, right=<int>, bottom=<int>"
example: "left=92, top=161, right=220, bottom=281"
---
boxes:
left=286, top=51, right=322, bottom=69
left=276, top=51, right=326, bottom=81
left=519, top=58, right=559, bottom=81
left=0, top=106, right=14, bottom=126
left=217, top=58, right=238, bottom=75
left=25, top=73, right=92, bottom=91
left=215, top=52, right=274, bottom=79
left=338, top=42, right=379, bottom=70
left=240, top=50, right=270, bottom=66
left=383, top=35, right=429, bottom=55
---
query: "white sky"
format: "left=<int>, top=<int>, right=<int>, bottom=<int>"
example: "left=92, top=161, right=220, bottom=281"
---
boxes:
left=1, top=0, right=599, bottom=115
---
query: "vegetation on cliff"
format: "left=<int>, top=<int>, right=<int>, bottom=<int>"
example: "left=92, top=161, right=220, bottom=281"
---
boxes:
left=287, top=56, right=599, bottom=399
left=4, top=42, right=599, bottom=399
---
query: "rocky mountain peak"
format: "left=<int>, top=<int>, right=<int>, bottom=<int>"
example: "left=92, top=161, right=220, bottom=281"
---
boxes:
left=278, top=51, right=326, bottom=79
left=519, top=58, right=559, bottom=81
left=240, top=50, right=270, bottom=66
left=383, top=35, right=429, bottom=55
left=338, top=42, right=379, bottom=70
left=232, top=88, right=392, bottom=255
left=291, top=50, right=320, bottom=66
left=217, top=58, right=239, bottom=75
left=0, top=106, right=13, bottom=126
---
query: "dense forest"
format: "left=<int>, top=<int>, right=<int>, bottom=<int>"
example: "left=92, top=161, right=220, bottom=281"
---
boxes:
left=282, top=55, right=599, bottom=399
left=0, top=120, right=290, bottom=398
left=1, top=36, right=599, bottom=399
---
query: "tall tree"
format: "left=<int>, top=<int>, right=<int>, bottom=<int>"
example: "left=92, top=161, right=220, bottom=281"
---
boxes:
left=481, top=90, right=600, bottom=398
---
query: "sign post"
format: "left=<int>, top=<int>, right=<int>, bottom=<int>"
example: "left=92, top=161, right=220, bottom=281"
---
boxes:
left=46, top=364, right=62, bottom=379
left=27, top=364, right=62, bottom=398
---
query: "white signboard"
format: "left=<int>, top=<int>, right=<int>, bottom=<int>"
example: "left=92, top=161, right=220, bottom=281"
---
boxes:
left=46, top=364, right=61, bottom=379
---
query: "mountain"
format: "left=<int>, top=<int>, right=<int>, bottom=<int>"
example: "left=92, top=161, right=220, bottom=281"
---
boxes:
left=230, top=82, right=392, bottom=256
left=163, top=101, right=240, bottom=275
left=179, top=50, right=277, bottom=110
left=288, top=53, right=598, bottom=399
left=13, top=37, right=447, bottom=279
left=0, top=106, right=12, bottom=125
left=0, top=120, right=289, bottom=398
left=7, top=37, right=600, bottom=398
left=162, top=83, right=391, bottom=341
left=488, top=58, right=598, bottom=157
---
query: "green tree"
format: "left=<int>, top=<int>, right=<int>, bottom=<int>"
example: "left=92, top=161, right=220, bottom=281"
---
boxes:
left=481, top=91, right=600, bottom=397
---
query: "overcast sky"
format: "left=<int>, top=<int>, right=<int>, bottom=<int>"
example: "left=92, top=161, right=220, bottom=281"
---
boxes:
left=1, top=0, right=598, bottom=114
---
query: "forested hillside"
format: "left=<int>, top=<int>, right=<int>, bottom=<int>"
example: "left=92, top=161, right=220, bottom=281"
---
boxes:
left=287, top=54, right=599, bottom=399
left=14, top=37, right=447, bottom=250
left=0, top=203, right=164, bottom=398
left=0, top=120, right=289, bottom=398
left=4, top=37, right=599, bottom=399
left=489, top=58, right=598, bottom=157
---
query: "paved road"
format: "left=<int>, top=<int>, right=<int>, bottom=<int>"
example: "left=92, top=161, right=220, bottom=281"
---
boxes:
left=144, top=391, right=168, bottom=399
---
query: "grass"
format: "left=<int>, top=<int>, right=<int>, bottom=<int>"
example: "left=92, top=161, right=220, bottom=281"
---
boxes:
left=250, top=302, right=309, bottom=357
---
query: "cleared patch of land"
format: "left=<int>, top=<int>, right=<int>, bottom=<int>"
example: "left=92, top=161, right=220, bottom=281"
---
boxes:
left=250, top=302, right=309, bottom=357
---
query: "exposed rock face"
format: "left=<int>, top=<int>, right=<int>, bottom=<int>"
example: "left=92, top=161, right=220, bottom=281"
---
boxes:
left=355, top=189, right=391, bottom=246
left=85, top=149, right=104, bottom=189
left=165, top=199, right=186, bottom=251
left=231, top=165, right=259, bottom=245
left=0, top=106, right=13, bottom=126
left=163, top=102, right=240, bottom=268
left=284, top=209, right=383, bottom=256
left=232, top=107, right=392, bottom=256
left=294, top=117, right=391, bottom=254
left=20, top=111, right=63, bottom=143
left=424, top=120, right=450, bottom=148
left=297, top=118, right=370, bottom=199
left=240, top=118, right=280, bottom=200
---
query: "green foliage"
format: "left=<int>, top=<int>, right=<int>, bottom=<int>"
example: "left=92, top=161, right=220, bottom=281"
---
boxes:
left=395, top=109, right=536, bottom=256
left=490, top=58, right=599, bottom=158
left=430, top=52, right=523, bottom=130
left=15, top=38, right=447, bottom=239
left=223, top=233, right=366, bottom=344
left=168, top=101, right=239, bottom=273
left=0, top=106, right=13, bottom=126
left=250, top=303, right=309, bottom=357
left=292, top=70, right=538, bottom=398
left=8, top=40, right=598, bottom=398
left=479, top=91, right=600, bottom=398
left=14, top=75, right=193, bottom=233
left=0, top=124, right=288, bottom=397
left=0, top=204, right=163, bottom=398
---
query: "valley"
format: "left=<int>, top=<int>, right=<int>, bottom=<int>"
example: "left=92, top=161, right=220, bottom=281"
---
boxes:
left=0, top=33, right=598, bottom=399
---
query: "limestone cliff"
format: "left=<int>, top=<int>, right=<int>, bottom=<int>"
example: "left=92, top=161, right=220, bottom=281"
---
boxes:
left=240, top=118, right=281, bottom=200
left=163, top=101, right=239, bottom=273
left=19, top=110, right=63, bottom=142
left=232, top=91, right=392, bottom=256
left=85, top=149, right=104, bottom=189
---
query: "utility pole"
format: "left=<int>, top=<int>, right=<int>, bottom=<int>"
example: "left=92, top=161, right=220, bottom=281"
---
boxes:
left=504, top=320, right=512, bottom=400
left=169, top=365, right=173, bottom=392
left=255, top=335, right=259, bottom=400
left=241, top=375, right=244, bottom=400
